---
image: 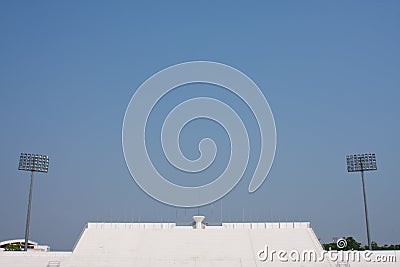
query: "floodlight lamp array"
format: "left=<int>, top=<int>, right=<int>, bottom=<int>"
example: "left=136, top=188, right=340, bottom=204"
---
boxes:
left=346, top=153, right=377, bottom=172
left=18, top=153, right=49, bottom=173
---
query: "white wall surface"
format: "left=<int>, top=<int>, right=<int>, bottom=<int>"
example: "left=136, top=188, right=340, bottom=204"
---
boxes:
left=0, top=222, right=398, bottom=267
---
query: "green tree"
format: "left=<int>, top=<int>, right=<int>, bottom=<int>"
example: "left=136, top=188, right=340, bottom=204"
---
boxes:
left=324, top=237, right=400, bottom=251
left=4, top=244, right=22, bottom=251
left=323, top=237, right=362, bottom=251
left=344, top=237, right=362, bottom=251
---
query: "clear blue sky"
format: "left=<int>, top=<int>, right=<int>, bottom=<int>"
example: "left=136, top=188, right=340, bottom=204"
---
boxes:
left=0, top=1, right=399, bottom=251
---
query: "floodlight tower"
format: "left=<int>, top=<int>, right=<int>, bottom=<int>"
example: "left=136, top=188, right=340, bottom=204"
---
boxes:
left=18, top=153, right=49, bottom=251
left=346, top=153, right=377, bottom=250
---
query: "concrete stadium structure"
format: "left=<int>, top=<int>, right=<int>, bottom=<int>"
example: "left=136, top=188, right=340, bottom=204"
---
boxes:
left=0, top=217, right=398, bottom=266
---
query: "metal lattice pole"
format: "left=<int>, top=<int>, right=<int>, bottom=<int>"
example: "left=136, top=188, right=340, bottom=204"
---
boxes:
left=24, top=171, right=35, bottom=251
left=346, top=153, right=377, bottom=250
left=360, top=170, right=372, bottom=250
left=18, top=153, right=49, bottom=251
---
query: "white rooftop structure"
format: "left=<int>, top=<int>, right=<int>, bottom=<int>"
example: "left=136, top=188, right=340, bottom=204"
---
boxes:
left=0, top=239, right=50, bottom=252
left=0, top=217, right=398, bottom=266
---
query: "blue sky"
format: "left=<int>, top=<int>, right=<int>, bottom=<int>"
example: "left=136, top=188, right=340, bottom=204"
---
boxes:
left=0, top=1, right=399, bottom=250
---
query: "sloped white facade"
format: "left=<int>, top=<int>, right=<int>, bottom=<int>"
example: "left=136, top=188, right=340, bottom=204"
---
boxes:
left=0, top=221, right=398, bottom=266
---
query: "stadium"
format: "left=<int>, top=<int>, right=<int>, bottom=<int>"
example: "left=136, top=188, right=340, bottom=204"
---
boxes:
left=1, top=2, right=399, bottom=267
left=0, top=216, right=398, bottom=266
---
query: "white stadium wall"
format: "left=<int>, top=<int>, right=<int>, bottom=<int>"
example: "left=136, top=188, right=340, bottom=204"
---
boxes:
left=0, top=220, right=398, bottom=267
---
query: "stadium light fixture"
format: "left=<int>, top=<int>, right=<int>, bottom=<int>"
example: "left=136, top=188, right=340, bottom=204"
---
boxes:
left=346, top=153, right=377, bottom=250
left=18, top=153, right=49, bottom=251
